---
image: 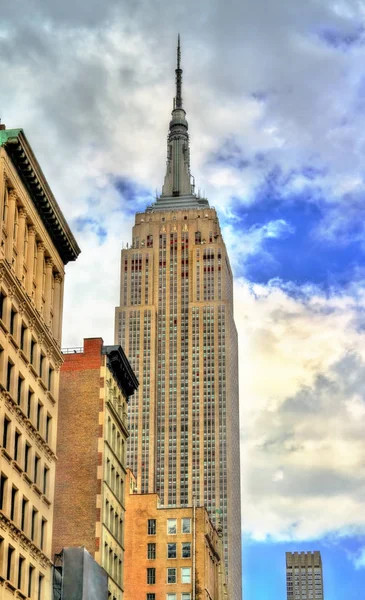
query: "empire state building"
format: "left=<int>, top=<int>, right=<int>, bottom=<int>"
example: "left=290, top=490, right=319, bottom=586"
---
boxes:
left=115, top=38, right=242, bottom=599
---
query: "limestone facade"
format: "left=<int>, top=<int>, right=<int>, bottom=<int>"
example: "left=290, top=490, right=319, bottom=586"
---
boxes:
left=0, top=127, right=80, bottom=600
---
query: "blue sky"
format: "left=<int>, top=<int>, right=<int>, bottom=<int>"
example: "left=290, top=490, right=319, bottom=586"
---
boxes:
left=2, top=0, right=365, bottom=598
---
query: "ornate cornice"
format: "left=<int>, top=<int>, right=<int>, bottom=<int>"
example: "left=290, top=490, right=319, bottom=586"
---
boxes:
left=0, top=128, right=80, bottom=264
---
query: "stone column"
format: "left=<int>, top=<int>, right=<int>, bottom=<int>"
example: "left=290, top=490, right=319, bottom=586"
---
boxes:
left=26, top=226, right=36, bottom=297
left=35, top=242, right=45, bottom=312
left=44, top=258, right=53, bottom=326
left=52, top=273, right=62, bottom=342
left=5, top=190, right=17, bottom=263
left=16, top=208, right=27, bottom=281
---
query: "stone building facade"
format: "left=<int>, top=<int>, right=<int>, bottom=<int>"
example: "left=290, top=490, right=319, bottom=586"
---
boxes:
left=53, top=338, right=138, bottom=600
left=0, top=126, right=80, bottom=599
left=124, top=469, right=226, bottom=600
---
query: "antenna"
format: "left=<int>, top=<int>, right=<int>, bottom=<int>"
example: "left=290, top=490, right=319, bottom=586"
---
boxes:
left=175, top=34, right=183, bottom=108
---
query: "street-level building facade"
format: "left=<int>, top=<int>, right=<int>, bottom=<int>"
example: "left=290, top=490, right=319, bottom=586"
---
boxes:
left=115, top=39, right=241, bottom=600
left=286, top=551, right=324, bottom=600
left=53, top=338, right=138, bottom=600
left=0, top=126, right=80, bottom=600
left=124, top=469, right=226, bottom=600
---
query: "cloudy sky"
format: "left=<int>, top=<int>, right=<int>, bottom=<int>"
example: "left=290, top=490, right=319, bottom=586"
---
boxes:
left=2, top=0, right=365, bottom=597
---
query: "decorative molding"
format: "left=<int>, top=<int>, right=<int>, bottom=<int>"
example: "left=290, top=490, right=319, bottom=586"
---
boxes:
left=0, top=512, right=53, bottom=569
left=3, top=389, right=56, bottom=461
left=18, top=208, right=27, bottom=219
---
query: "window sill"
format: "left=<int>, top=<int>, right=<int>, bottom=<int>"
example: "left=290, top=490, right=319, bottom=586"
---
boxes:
left=22, top=472, right=32, bottom=486
left=0, top=317, right=8, bottom=334
left=1, top=447, right=12, bottom=462
left=19, top=349, right=29, bottom=365
left=47, top=390, right=56, bottom=405
left=9, top=333, right=19, bottom=350
left=42, top=494, right=51, bottom=508
left=38, top=377, right=47, bottom=391
left=29, top=364, right=38, bottom=378
left=32, top=483, right=42, bottom=497
left=12, top=459, right=22, bottom=475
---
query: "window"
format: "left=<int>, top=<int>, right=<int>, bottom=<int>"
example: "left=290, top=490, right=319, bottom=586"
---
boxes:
left=167, top=568, right=177, bottom=584
left=6, top=360, right=13, bottom=393
left=148, top=519, right=156, bottom=535
left=147, top=543, right=156, bottom=559
left=7, top=545, right=14, bottom=581
left=17, top=376, right=23, bottom=405
left=28, top=565, right=34, bottom=598
left=38, top=573, right=44, bottom=600
left=37, top=403, right=43, bottom=432
left=181, top=518, right=191, bottom=534
left=34, top=456, right=40, bottom=485
left=43, top=466, right=49, bottom=495
left=10, top=486, right=17, bottom=521
left=182, top=542, right=191, bottom=558
left=40, top=518, right=46, bottom=550
left=147, top=568, right=155, bottom=585
left=30, top=339, right=36, bottom=366
left=40, top=353, right=46, bottom=380
left=27, top=389, right=33, bottom=419
left=24, top=443, right=30, bottom=474
left=45, top=414, right=51, bottom=443
left=21, top=497, right=28, bottom=531
left=31, top=508, right=37, bottom=541
left=182, top=594, right=191, bottom=600
left=181, top=567, right=191, bottom=584
left=167, top=595, right=177, bottom=600
left=167, top=543, right=177, bottom=559
left=20, top=323, right=27, bottom=351
left=167, top=519, right=177, bottom=535
left=14, top=431, right=21, bottom=462
left=147, top=595, right=156, bottom=600
left=2, top=416, right=10, bottom=449
left=0, top=291, right=6, bottom=320
left=48, top=366, right=54, bottom=392
left=0, top=473, right=7, bottom=510
left=10, top=307, right=17, bottom=337
left=18, top=555, right=25, bottom=590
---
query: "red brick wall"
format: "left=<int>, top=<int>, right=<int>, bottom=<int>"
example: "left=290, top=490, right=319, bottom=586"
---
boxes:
left=52, top=338, right=103, bottom=557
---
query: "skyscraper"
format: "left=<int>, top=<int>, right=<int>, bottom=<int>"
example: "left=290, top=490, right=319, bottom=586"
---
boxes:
left=115, top=38, right=241, bottom=599
left=286, top=551, right=324, bottom=600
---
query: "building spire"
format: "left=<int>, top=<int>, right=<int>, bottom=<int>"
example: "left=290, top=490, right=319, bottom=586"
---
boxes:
left=175, top=34, right=183, bottom=109
left=150, top=36, right=208, bottom=209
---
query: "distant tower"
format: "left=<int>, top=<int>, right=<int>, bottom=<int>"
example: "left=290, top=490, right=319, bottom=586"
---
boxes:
left=286, top=551, right=324, bottom=600
left=115, top=37, right=242, bottom=600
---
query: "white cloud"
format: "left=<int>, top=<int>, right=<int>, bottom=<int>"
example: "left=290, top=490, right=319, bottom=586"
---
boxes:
left=236, top=277, right=365, bottom=541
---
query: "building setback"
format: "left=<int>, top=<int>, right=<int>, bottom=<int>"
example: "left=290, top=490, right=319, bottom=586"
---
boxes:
left=0, top=126, right=80, bottom=599
left=115, top=39, right=242, bottom=600
left=124, top=469, right=227, bottom=600
left=52, top=337, right=138, bottom=600
left=286, top=551, right=324, bottom=600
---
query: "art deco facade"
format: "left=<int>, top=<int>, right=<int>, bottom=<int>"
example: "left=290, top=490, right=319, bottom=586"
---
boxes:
left=286, top=551, right=324, bottom=600
left=115, top=40, right=242, bottom=600
left=124, top=469, right=227, bottom=600
left=53, top=338, right=138, bottom=600
left=0, top=126, right=80, bottom=599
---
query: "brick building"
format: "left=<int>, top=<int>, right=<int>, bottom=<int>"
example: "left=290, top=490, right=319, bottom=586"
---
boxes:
left=53, top=338, right=138, bottom=600
left=0, top=126, right=80, bottom=600
left=124, top=470, right=227, bottom=600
